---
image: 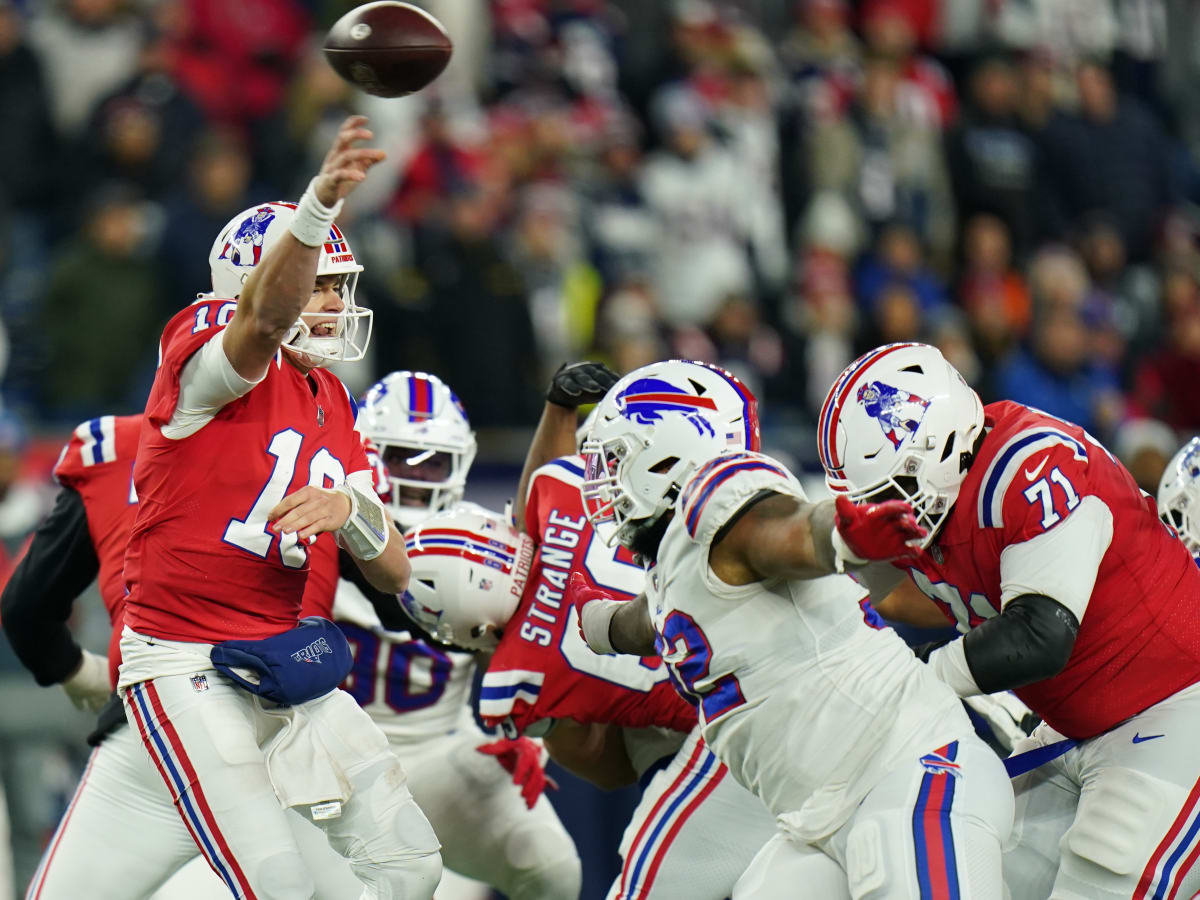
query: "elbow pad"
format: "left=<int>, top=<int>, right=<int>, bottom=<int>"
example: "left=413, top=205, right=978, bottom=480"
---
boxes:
left=962, top=594, right=1079, bottom=694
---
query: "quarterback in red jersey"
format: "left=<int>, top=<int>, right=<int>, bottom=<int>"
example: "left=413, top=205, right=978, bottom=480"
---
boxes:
left=414, top=361, right=778, bottom=900
left=820, top=342, right=1200, bottom=900
left=118, top=116, right=442, bottom=900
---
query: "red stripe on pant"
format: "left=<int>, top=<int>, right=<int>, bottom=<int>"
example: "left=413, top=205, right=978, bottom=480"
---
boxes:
left=920, top=771, right=952, bottom=898
left=1135, top=772, right=1200, bottom=900
left=637, top=764, right=729, bottom=898
left=618, top=738, right=709, bottom=898
left=28, top=750, right=98, bottom=900
left=143, top=682, right=259, bottom=900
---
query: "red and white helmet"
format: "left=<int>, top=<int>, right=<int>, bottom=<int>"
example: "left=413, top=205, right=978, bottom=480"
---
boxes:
left=402, top=507, right=534, bottom=650
left=818, top=342, right=984, bottom=546
left=208, top=201, right=372, bottom=364
left=359, top=371, right=477, bottom=530
left=581, top=359, right=759, bottom=547
left=1158, top=436, right=1200, bottom=557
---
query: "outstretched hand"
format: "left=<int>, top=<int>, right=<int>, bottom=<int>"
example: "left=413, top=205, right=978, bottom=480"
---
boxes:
left=312, top=115, right=388, bottom=207
left=547, top=361, right=620, bottom=409
left=834, top=494, right=927, bottom=564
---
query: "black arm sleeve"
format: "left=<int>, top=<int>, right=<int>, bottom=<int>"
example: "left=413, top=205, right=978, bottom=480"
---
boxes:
left=336, top=548, right=466, bottom=651
left=0, top=486, right=100, bottom=685
left=961, top=593, right=1079, bottom=694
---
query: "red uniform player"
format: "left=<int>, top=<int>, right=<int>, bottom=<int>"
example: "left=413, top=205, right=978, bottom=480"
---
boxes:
left=821, top=342, right=1200, bottom=900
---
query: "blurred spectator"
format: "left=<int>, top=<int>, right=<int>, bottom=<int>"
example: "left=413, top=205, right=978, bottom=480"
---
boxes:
left=582, top=118, right=656, bottom=283
left=810, top=54, right=956, bottom=265
left=1132, top=267, right=1200, bottom=432
left=387, top=104, right=486, bottom=226
left=993, top=304, right=1123, bottom=437
left=0, top=411, right=48, bottom=552
left=945, top=55, right=1043, bottom=259
left=0, top=1, right=55, bottom=212
left=855, top=221, right=947, bottom=314
left=28, top=0, right=143, bottom=136
left=640, top=84, right=786, bottom=326
left=594, top=279, right=667, bottom=376
left=1114, top=416, right=1178, bottom=495
left=860, top=0, right=955, bottom=128
left=928, top=307, right=982, bottom=387
left=671, top=291, right=785, bottom=403
left=992, top=0, right=1116, bottom=69
left=1077, top=214, right=1159, bottom=362
left=509, top=184, right=602, bottom=377
left=37, top=185, right=163, bottom=418
left=159, top=128, right=254, bottom=302
left=1040, top=60, right=1178, bottom=259
left=780, top=0, right=860, bottom=119
left=958, top=214, right=1032, bottom=364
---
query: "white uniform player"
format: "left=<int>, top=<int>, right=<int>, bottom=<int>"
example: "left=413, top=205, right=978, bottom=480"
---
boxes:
left=1158, top=435, right=1200, bottom=565
left=577, top=361, right=1015, bottom=898
left=301, top=371, right=580, bottom=900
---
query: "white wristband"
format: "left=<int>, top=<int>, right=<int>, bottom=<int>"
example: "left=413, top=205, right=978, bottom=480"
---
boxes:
left=830, top=526, right=867, bottom=574
left=579, top=599, right=622, bottom=655
left=289, top=178, right=344, bottom=248
left=334, top=482, right=389, bottom=561
left=928, top=639, right=983, bottom=698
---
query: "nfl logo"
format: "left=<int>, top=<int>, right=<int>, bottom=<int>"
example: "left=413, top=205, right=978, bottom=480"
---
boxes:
left=190, top=674, right=209, bottom=693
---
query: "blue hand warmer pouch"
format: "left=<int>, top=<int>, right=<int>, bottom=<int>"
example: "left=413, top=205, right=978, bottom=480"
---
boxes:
left=211, top=617, right=352, bottom=706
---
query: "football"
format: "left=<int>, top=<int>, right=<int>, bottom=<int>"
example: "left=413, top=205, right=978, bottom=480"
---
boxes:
left=323, top=2, right=453, bottom=98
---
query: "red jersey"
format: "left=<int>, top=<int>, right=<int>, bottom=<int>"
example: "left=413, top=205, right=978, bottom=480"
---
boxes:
left=300, top=534, right=339, bottom=620
left=53, top=414, right=141, bottom=685
left=480, top=457, right=695, bottom=735
left=124, top=298, right=370, bottom=644
left=904, top=401, right=1200, bottom=739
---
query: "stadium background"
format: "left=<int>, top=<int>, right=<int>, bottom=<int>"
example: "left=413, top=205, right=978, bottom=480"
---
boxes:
left=1, top=0, right=1199, bottom=895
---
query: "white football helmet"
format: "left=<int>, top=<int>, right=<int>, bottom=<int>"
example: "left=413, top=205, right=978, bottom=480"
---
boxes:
left=403, top=507, right=534, bottom=650
left=581, top=360, right=759, bottom=547
left=359, top=371, right=478, bottom=530
left=208, top=201, right=372, bottom=364
left=817, top=342, right=984, bottom=547
left=1158, top=436, right=1200, bottom=558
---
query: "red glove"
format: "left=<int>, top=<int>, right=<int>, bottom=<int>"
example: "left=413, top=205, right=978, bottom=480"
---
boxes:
left=568, top=572, right=620, bottom=653
left=477, top=737, right=558, bottom=809
left=834, top=495, right=927, bottom=564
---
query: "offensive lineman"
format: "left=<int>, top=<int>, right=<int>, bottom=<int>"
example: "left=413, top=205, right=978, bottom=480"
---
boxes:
left=820, top=342, right=1200, bottom=899
left=575, top=361, right=1015, bottom=897
left=118, top=116, right=442, bottom=898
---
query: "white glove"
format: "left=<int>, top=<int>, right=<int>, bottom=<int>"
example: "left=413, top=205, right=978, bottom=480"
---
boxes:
left=963, top=692, right=1038, bottom=754
left=62, top=649, right=112, bottom=713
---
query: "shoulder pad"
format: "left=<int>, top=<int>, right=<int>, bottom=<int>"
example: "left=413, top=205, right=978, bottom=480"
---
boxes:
left=678, top=451, right=801, bottom=545
left=54, top=416, right=122, bottom=483
left=478, top=666, right=546, bottom=731
left=976, top=427, right=1089, bottom=530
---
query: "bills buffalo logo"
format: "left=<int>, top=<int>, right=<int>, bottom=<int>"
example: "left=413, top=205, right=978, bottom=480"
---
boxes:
left=1184, top=440, right=1200, bottom=482
left=856, top=380, right=930, bottom=450
left=400, top=590, right=443, bottom=630
left=219, top=206, right=276, bottom=267
left=919, top=751, right=961, bottom=778
left=616, top=378, right=718, bottom=438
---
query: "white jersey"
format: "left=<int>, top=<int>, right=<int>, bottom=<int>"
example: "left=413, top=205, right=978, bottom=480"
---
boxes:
left=649, top=451, right=968, bottom=840
left=334, top=579, right=477, bottom=744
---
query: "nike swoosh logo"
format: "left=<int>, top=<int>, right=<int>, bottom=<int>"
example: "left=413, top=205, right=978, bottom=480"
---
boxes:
left=1024, top=457, right=1048, bottom=481
left=1132, top=732, right=1165, bottom=743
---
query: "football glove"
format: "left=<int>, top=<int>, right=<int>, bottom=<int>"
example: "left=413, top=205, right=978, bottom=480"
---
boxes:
left=62, top=649, right=112, bottom=713
left=569, top=572, right=622, bottom=655
left=477, top=737, right=558, bottom=809
left=546, top=361, right=620, bottom=409
left=831, top=495, right=926, bottom=571
left=963, top=692, right=1041, bottom=754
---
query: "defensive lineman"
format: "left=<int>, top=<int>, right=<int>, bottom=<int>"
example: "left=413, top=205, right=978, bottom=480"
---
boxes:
left=576, top=361, right=1015, bottom=897
left=822, top=342, right=1200, bottom=899
left=1158, top=435, right=1200, bottom=566
left=118, top=116, right=441, bottom=899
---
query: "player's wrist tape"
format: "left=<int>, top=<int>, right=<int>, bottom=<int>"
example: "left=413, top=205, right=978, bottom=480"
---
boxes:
left=289, top=178, right=344, bottom=248
left=333, top=482, right=389, bottom=561
left=927, top=639, right=982, bottom=698
left=830, top=526, right=866, bottom=574
left=580, top=599, right=622, bottom=655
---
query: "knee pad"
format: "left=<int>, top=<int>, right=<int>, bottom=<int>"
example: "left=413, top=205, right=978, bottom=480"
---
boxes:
left=1061, top=770, right=1164, bottom=880
left=254, top=850, right=316, bottom=900
left=845, top=818, right=887, bottom=898
left=496, top=817, right=581, bottom=900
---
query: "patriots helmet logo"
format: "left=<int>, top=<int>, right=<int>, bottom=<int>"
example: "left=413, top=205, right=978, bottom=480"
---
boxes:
left=856, top=380, right=930, bottom=450
left=219, top=206, right=276, bottom=268
left=400, top=590, right=443, bottom=630
left=919, top=751, right=962, bottom=778
left=616, top=377, right=718, bottom=437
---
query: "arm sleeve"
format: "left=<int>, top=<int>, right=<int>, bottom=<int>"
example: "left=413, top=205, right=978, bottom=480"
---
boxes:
left=0, top=486, right=100, bottom=685
left=955, top=594, right=1080, bottom=695
left=162, top=332, right=263, bottom=440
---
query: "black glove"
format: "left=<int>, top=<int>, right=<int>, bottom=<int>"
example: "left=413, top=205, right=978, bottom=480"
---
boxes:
left=546, top=361, right=620, bottom=409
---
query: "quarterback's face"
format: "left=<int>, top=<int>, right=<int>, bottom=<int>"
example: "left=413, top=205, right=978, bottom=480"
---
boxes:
left=303, top=274, right=347, bottom=338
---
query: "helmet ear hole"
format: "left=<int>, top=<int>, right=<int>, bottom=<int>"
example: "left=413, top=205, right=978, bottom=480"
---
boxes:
left=939, top=431, right=957, bottom=463
left=417, top=577, right=435, bottom=591
left=649, top=456, right=680, bottom=474
left=900, top=364, right=925, bottom=374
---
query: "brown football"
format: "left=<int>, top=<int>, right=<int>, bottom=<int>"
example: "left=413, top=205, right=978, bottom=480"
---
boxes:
left=323, top=2, right=453, bottom=98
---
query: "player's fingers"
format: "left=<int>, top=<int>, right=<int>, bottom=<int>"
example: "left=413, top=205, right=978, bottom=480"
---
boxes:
left=545, top=772, right=559, bottom=792
left=273, top=507, right=320, bottom=535
left=267, top=488, right=313, bottom=522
